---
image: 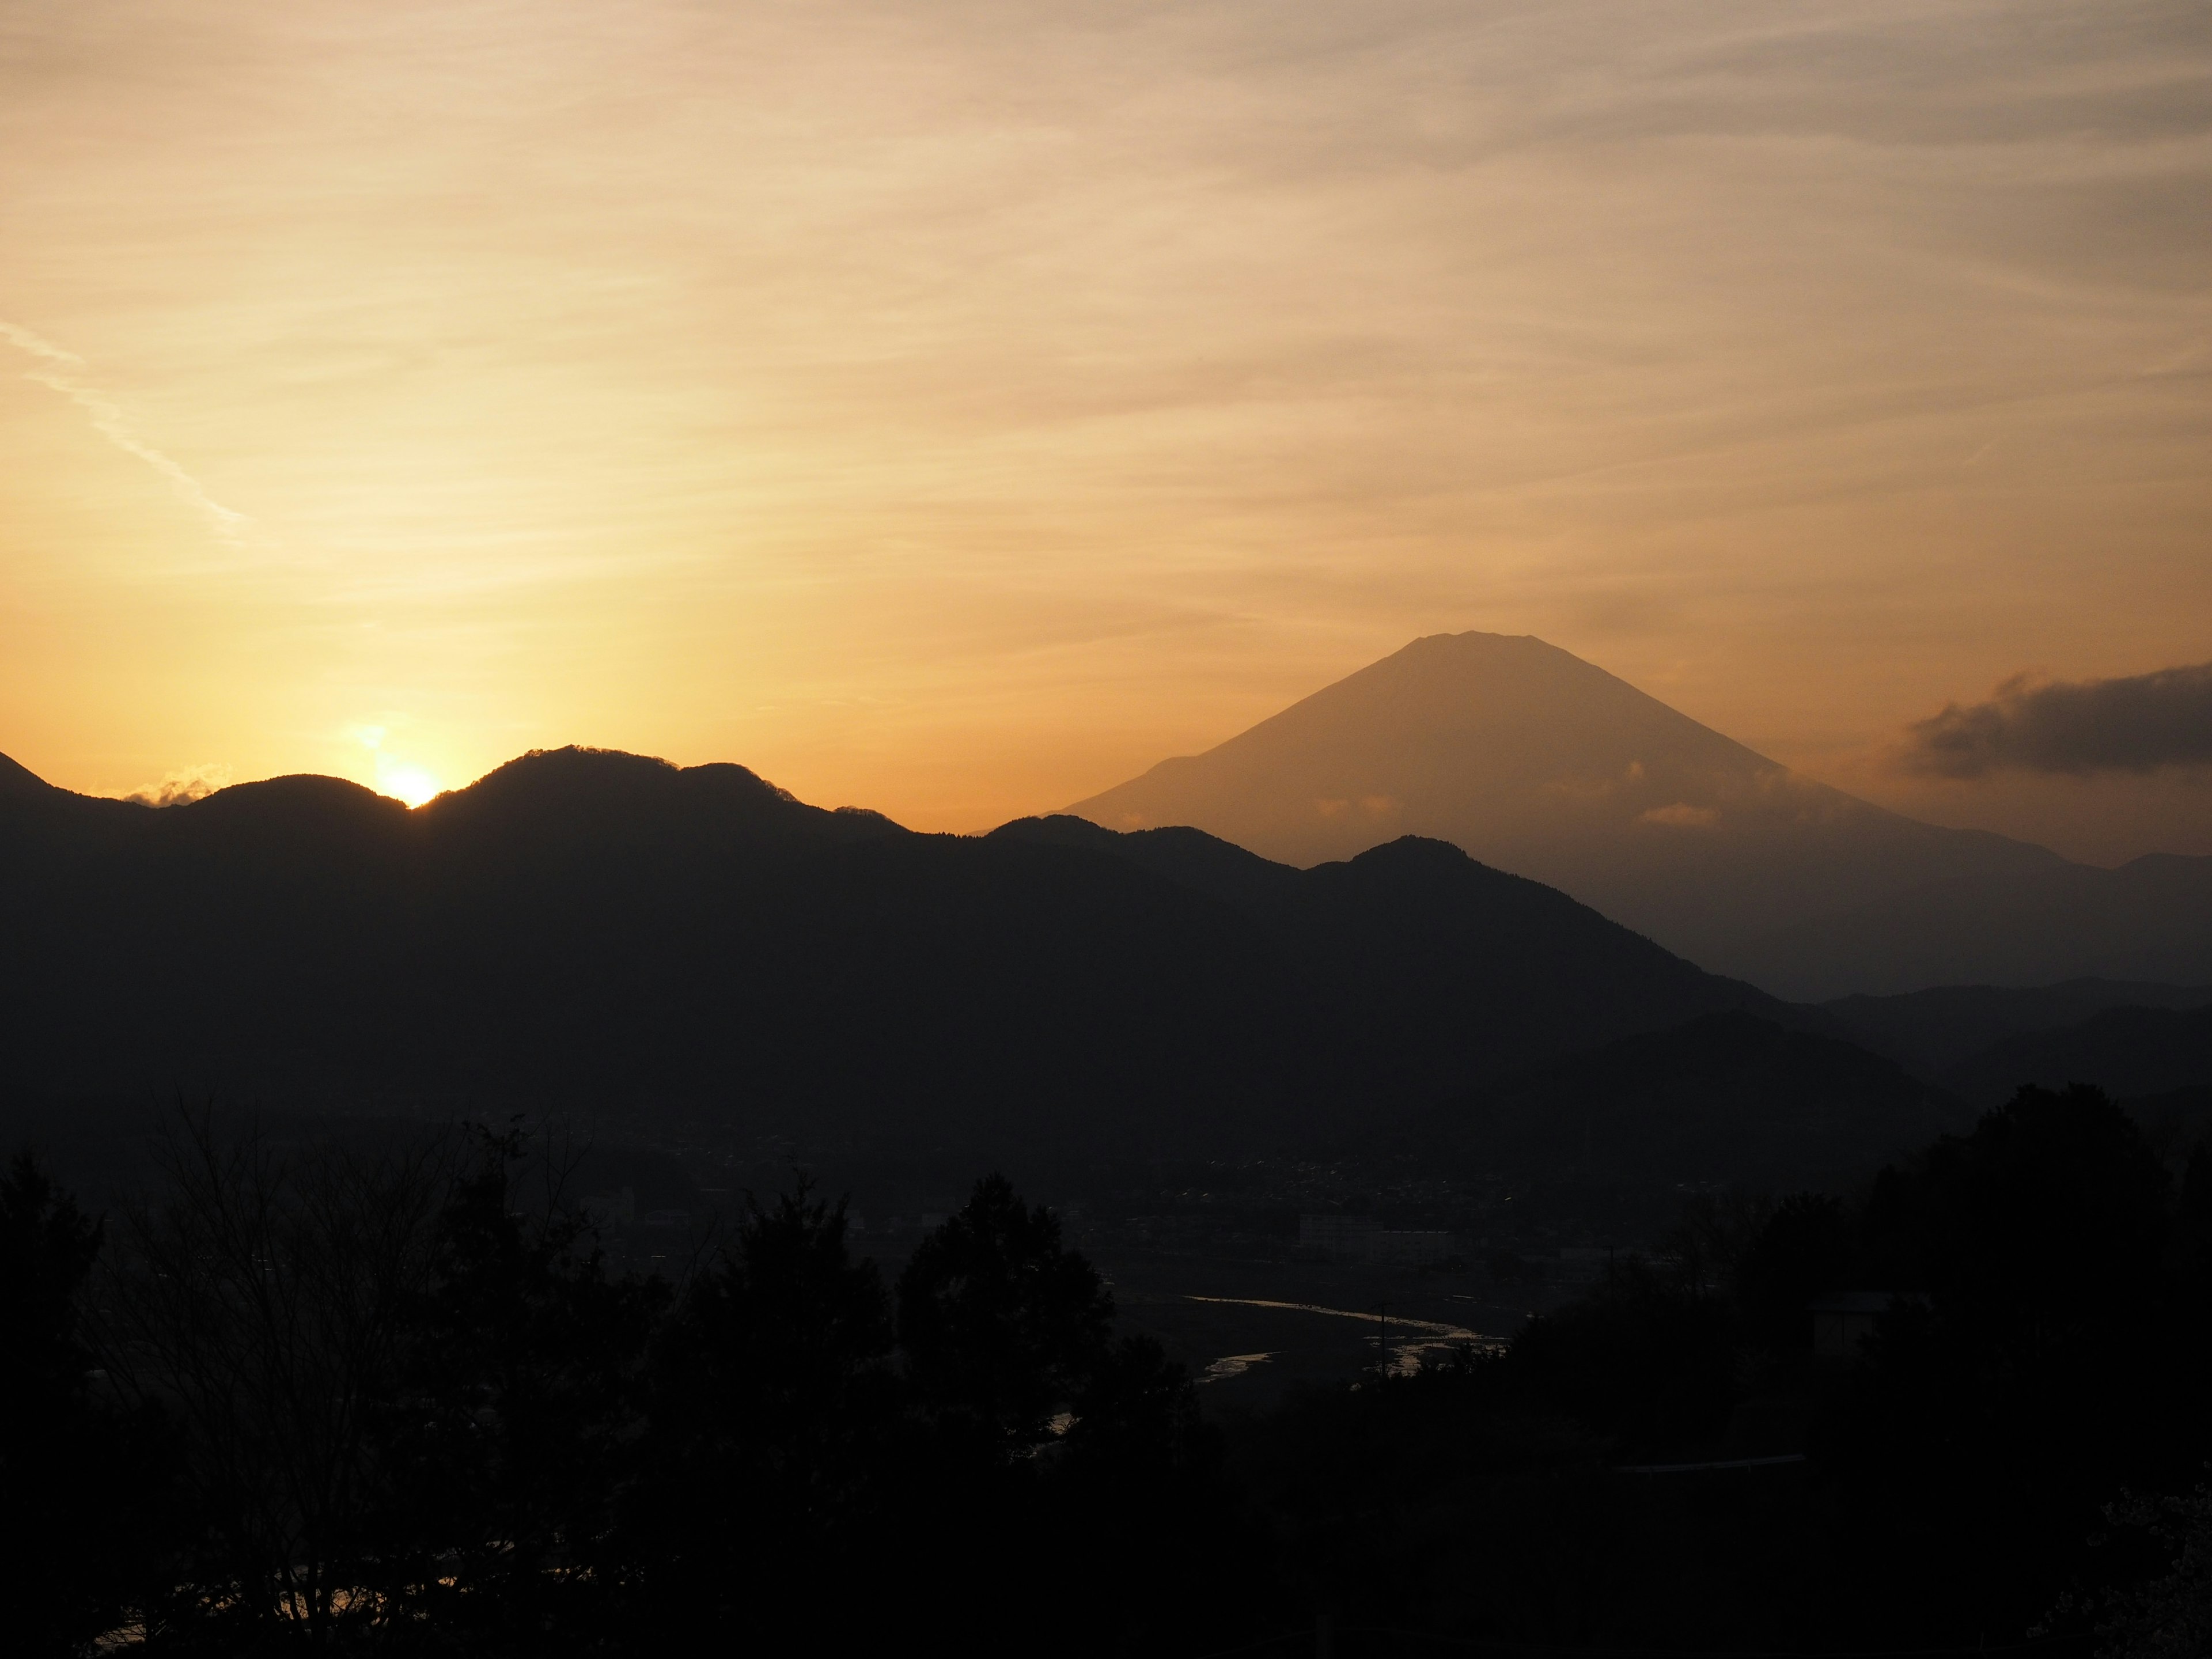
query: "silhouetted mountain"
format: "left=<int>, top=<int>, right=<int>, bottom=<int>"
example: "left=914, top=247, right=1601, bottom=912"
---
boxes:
left=1397, top=1011, right=1970, bottom=1191
left=1941, top=1001, right=2212, bottom=1109
left=0, top=753, right=146, bottom=914
left=1824, top=978, right=2212, bottom=1076
left=1728, top=853, right=2212, bottom=999
left=0, top=749, right=55, bottom=801
left=0, top=747, right=1800, bottom=1160
left=1066, top=632, right=2063, bottom=988
left=991, top=815, right=1834, bottom=1107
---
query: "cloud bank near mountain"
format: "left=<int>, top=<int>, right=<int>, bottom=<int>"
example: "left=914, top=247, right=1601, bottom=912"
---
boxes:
left=1903, top=662, right=2212, bottom=779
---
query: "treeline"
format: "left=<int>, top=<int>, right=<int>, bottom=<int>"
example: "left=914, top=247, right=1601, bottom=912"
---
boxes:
left=2, top=1115, right=1234, bottom=1656
left=8, top=1085, right=2212, bottom=1655
left=1234, top=1082, right=2212, bottom=1654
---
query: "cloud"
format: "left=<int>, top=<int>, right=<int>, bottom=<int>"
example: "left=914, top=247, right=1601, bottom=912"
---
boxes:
left=0, top=319, right=251, bottom=547
left=123, top=763, right=232, bottom=807
left=1901, top=662, right=2212, bottom=778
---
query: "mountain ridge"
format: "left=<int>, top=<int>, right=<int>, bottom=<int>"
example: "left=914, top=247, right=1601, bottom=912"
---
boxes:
left=0, top=744, right=1807, bottom=1161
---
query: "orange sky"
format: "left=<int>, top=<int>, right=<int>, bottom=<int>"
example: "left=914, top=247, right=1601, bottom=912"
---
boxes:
left=2, top=1, right=2206, bottom=862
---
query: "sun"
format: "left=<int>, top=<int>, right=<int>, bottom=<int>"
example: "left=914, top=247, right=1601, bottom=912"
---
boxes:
left=378, top=764, right=440, bottom=808
left=352, top=725, right=442, bottom=807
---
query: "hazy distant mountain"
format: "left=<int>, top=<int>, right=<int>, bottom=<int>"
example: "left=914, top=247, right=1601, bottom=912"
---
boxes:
left=1824, top=979, right=2212, bottom=1077
left=1066, top=632, right=2204, bottom=998
left=1940, top=1002, right=2212, bottom=1110
left=1728, top=854, right=2212, bottom=999
left=0, top=745, right=1800, bottom=1160
left=1397, top=1010, right=1971, bottom=1192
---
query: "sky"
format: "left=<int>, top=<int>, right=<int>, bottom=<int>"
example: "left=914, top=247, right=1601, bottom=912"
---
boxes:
left=0, top=0, right=2206, bottom=862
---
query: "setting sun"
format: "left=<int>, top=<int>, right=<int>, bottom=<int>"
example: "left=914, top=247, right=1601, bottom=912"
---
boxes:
left=376, top=763, right=439, bottom=808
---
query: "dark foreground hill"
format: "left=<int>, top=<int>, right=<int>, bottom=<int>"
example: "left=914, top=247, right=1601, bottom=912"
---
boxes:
left=0, top=747, right=1808, bottom=1159
left=1394, top=1010, right=1971, bottom=1194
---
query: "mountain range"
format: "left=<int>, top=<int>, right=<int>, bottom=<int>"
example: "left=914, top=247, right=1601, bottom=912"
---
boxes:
left=0, top=745, right=1808, bottom=1160
left=11, top=630, right=2210, bottom=1192
left=1068, top=632, right=2212, bottom=999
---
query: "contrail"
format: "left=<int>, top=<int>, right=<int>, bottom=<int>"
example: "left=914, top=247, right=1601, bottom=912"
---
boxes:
left=0, top=319, right=251, bottom=547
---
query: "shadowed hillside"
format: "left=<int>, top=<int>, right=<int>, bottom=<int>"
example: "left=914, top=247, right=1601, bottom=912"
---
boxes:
left=1941, top=1001, right=2212, bottom=1109
left=0, top=747, right=1803, bottom=1160
left=1824, top=978, right=2212, bottom=1075
left=1729, top=853, right=2212, bottom=999
left=1394, top=1010, right=1969, bottom=1194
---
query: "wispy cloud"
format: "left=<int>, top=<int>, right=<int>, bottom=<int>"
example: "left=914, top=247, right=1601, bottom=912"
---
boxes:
left=0, top=1, right=2206, bottom=843
left=0, top=319, right=250, bottom=547
left=1900, top=662, right=2212, bottom=778
left=122, top=762, right=232, bottom=806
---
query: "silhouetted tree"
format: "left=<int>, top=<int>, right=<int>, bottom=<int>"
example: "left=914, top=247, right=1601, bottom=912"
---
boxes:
left=1050, top=1331, right=1243, bottom=1651
left=93, top=1107, right=452, bottom=1650
left=1737, top=1192, right=1856, bottom=1354
left=0, top=1150, right=168, bottom=1656
left=1873, top=1082, right=2170, bottom=1357
left=627, top=1181, right=899, bottom=1646
left=1660, top=1189, right=1771, bottom=1300
left=366, top=1126, right=667, bottom=1654
left=1505, top=1260, right=1737, bottom=1453
left=1826, top=1085, right=2200, bottom=1644
left=2174, top=1144, right=2212, bottom=1291
left=2076, top=1485, right=2212, bottom=1658
left=896, top=1173, right=1112, bottom=1459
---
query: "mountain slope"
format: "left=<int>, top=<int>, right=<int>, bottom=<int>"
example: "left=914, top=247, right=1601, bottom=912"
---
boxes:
left=1732, top=855, right=2212, bottom=999
left=1066, top=631, right=2062, bottom=982
left=1397, top=1010, right=1971, bottom=1191
left=1941, top=1002, right=2212, bottom=1109
left=0, top=747, right=1797, bottom=1160
left=991, top=815, right=1821, bottom=1105
left=1824, top=979, right=2212, bottom=1076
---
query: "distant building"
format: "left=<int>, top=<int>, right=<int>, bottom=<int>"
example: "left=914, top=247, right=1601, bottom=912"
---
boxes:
left=1299, top=1214, right=1377, bottom=1262
left=1298, top=1215, right=1456, bottom=1266
left=1559, top=1245, right=1613, bottom=1283
left=582, top=1185, right=635, bottom=1226
left=1368, top=1230, right=1454, bottom=1267
left=1809, top=1291, right=1926, bottom=1359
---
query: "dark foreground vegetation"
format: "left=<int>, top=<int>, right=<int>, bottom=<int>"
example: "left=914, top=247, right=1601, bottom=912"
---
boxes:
left=9, top=1085, right=2212, bottom=1656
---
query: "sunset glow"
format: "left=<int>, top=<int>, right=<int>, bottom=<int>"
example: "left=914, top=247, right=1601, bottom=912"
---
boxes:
left=1, top=1, right=2206, bottom=859
left=377, top=766, right=441, bottom=810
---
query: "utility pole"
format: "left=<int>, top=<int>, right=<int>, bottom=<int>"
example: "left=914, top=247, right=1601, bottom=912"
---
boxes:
left=1376, top=1299, right=1388, bottom=1374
